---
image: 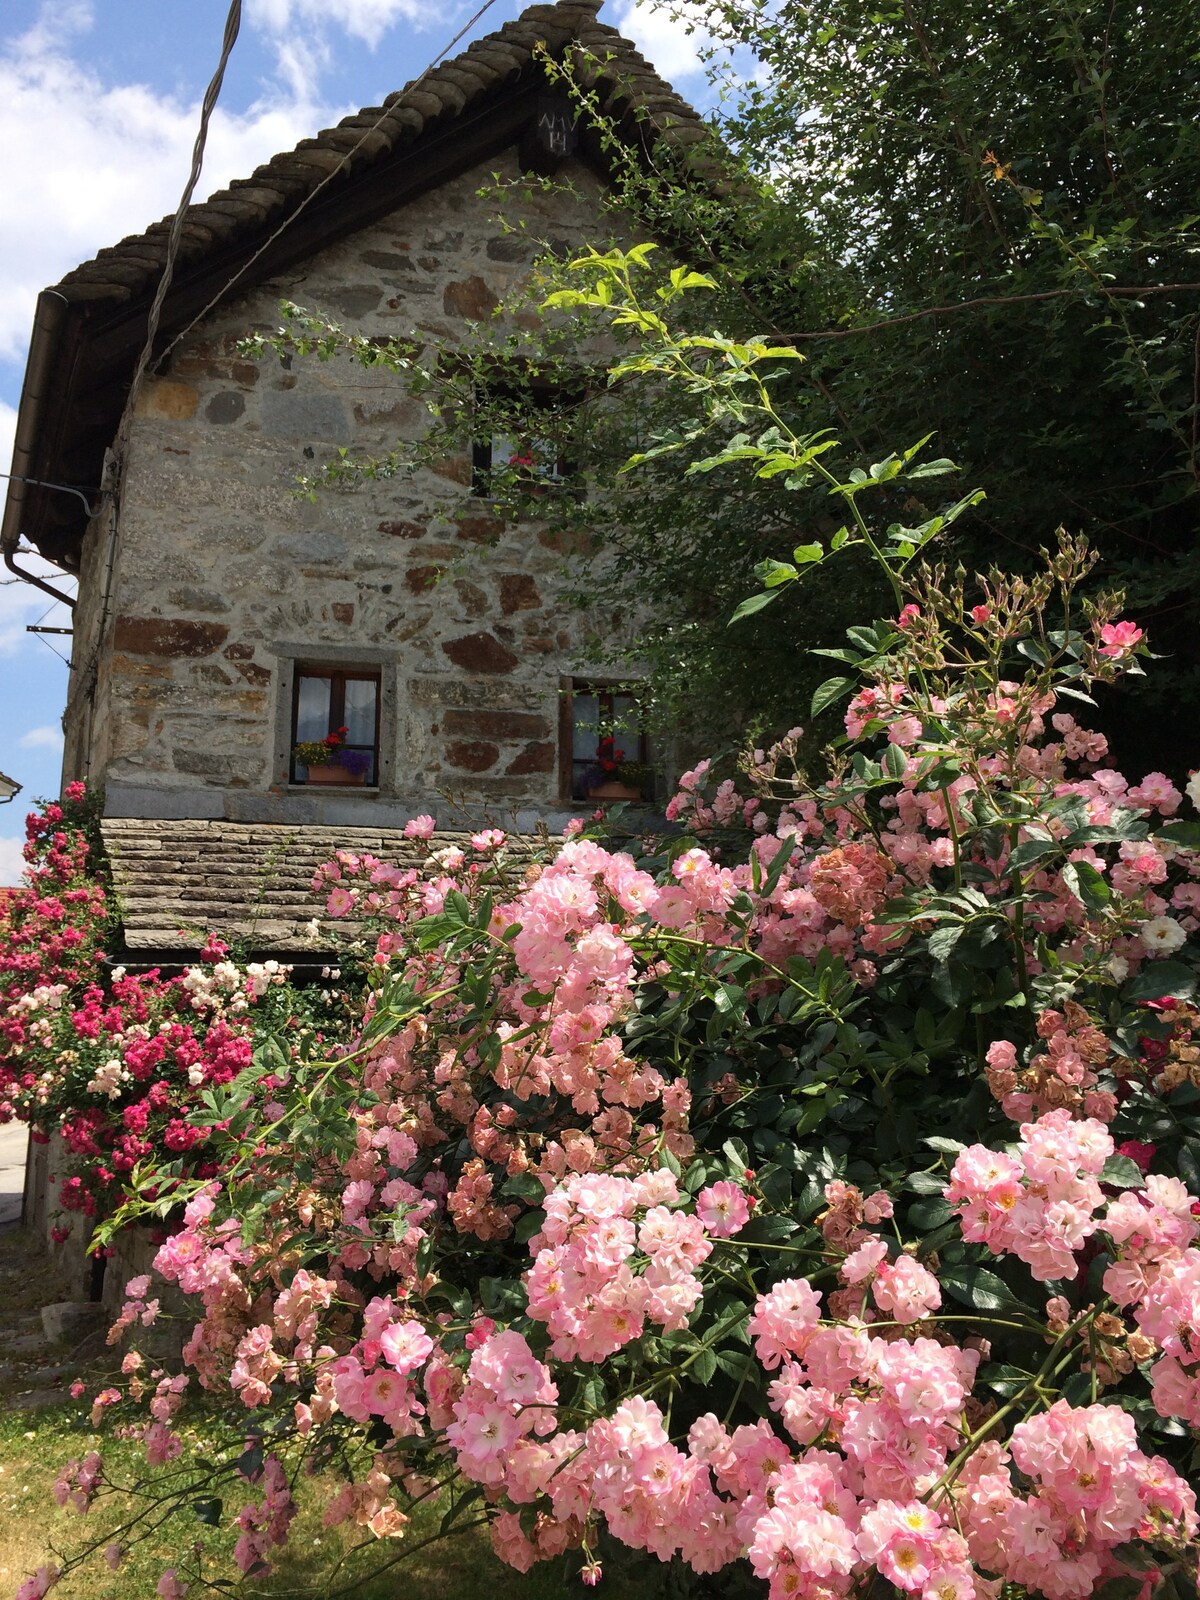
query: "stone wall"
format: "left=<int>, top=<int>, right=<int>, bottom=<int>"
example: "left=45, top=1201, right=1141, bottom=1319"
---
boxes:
left=68, top=150, right=641, bottom=830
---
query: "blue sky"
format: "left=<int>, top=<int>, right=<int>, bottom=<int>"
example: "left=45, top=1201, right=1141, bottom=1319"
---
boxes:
left=0, top=0, right=714, bottom=882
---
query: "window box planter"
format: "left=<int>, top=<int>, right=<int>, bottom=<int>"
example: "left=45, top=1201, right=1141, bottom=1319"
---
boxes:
left=303, top=766, right=368, bottom=787
left=586, top=780, right=643, bottom=801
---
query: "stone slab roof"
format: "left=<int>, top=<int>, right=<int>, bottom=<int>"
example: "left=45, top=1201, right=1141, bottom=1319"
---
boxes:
left=57, top=0, right=709, bottom=312
left=4, top=0, right=717, bottom=569
left=101, top=817, right=532, bottom=952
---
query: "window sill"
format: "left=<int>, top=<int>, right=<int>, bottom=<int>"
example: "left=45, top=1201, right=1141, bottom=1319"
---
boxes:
left=286, top=784, right=382, bottom=794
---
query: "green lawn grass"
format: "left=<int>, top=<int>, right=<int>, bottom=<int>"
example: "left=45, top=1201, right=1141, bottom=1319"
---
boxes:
left=0, top=1399, right=589, bottom=1599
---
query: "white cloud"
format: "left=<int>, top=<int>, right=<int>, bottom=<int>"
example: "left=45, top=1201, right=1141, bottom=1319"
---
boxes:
left=0, top=12, right=345, bottom=363
left=0, top=400, right=14, bottom=479
left=248, top=0, right=430, bottom=51
left=18, top=724, right=62, bottom=750
left=611, top=0, right=717, bottom=82
left=0, top=835, right=26, bottom=885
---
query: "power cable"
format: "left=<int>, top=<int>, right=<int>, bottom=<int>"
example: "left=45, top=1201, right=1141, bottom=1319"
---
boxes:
left=119, top=0, right=244, bottom=438
left=60, top=0, right=501, bottom=737
left=32, top=631, right=71, bottom=668
left=0, top=473, right=103, bottom=520
left=63, top=0, right=243, bottom=727
left=153, top=0, right=499, bottom=374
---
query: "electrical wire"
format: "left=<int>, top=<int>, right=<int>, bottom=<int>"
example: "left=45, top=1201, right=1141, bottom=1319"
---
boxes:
left=33, top=631, right=71, bottom=667
left=120, top=0, right=244, bottom=436
left=153, top=0, right=499, bottom=374
left=0, top=472, right=103, bottom=519
left=61, top=0, right=243, bottom=724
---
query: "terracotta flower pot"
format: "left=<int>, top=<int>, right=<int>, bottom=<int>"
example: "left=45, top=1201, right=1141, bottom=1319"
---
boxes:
left=586, top=780, right=642, bottom=801
left=303, top=765, right=367, bottom=786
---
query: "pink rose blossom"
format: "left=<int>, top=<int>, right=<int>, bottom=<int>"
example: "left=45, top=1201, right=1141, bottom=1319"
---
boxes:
left=1097, top=619, right=1143, bottom=659
left=695, top=1181, right=751, bottom=1237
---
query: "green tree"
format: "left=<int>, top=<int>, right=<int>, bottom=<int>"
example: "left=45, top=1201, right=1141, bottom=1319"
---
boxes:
left=599, top=0, right=1200, bottom=768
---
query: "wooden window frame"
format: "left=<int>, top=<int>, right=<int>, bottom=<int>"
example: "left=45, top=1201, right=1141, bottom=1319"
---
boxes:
left=289, top=666, right=382, bottom=786
left=559, top=676, right=648, bottom=803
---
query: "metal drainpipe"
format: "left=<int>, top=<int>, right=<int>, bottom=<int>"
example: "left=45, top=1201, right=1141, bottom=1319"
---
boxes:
left=3, top=542, right=77, bottom=609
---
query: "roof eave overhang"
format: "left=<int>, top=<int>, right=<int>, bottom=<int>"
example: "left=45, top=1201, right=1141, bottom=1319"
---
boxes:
left=1, top=289, right=79, bottom=570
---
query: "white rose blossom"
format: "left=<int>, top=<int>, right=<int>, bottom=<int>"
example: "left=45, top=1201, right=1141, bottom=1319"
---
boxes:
left=1139, top=915, right=1188, bottom=955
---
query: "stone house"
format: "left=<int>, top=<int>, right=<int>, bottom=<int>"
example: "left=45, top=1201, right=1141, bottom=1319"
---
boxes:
left=2, top=0, right=711, bottom=956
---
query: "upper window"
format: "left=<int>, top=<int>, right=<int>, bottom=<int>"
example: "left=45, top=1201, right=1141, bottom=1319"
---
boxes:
left=290, top=668, right=380, bottom=786
left=474, top=426, right=572, bottom=490
left=471, top=377, right=584, bottom=497
left=566, top=680, right=649, bottom=802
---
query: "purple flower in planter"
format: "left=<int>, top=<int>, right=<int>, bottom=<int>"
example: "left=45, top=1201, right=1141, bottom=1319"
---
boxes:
left=334, top=748, right=373, bottom=778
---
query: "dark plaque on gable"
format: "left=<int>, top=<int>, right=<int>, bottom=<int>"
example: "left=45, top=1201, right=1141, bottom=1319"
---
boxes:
left=520, top=92, right=579, bottom=176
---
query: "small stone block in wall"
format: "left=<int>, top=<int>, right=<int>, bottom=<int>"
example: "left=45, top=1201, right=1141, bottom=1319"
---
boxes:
left=134, top=380, right=199, bottom=420
left=441, top=632, right=519, bottom=673
left=499, top=574, right=542, bottom=614
left=446, top=740, right=500, bottom=772
left=506, top=740, right=555, bottom=775
left=443, top=275, right=498, bottom=319
left=113, top=616, right=230, bottom=658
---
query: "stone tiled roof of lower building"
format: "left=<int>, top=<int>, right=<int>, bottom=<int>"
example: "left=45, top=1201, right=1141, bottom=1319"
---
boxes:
left=101, top=817, right=535, bottom=952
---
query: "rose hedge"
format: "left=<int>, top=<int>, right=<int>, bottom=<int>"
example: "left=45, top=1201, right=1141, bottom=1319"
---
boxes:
left=15, top=545, right=1200, bottom=1600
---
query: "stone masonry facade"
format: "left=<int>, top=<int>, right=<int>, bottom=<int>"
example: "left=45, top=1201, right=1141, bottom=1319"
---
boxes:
left=64, top=151, right=634, bottom=833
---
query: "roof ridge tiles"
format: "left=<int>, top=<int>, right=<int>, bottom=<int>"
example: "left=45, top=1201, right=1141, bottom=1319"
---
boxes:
left=46, top=0, right=701, bottom=305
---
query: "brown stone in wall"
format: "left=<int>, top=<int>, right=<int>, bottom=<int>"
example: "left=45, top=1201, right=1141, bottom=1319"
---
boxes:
left=537, top=525, right=594, bottom=554
left=405, top=565, right=441, bottom=594
left=454, top=514, right=504, bottom=543
left=440, top=632, right=518, bottom=674
left=442, top=709, right=550, bottom=739
left=332, top=602, right=354, bottom=624
left=454, top=579, right=488, bottom=618
left=379, top=519, right=424, bottom=539
left=443, top=275, right=498, bottom=320
left=445, top=740, right=500, bottom=772
left=111, top=654, right=171, bottom=679
left=506, top=741, right=555, bottom=776
left=432, top=455, right=472, bottom=486
left=135, top=380, right=198, bottom=420
left=223, top=643, right=254, bottom=660
left=232, top=661, right=272, bottom=686
left=499, top=573, right=541, bottom=614
left=114, top=616, right=229, bottom=658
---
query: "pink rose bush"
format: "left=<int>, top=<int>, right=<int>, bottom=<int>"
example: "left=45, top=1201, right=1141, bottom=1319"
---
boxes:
left=15, top=542, right=1200, bottom=1599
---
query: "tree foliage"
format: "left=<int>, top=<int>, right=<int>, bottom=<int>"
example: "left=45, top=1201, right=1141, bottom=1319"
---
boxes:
left=606, top=0, right=1200, bottom=767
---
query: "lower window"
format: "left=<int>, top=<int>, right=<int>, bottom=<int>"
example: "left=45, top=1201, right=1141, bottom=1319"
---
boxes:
left=565, top=680, right=647, bottom=801
left=290, top=668, right=380, bottom=786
